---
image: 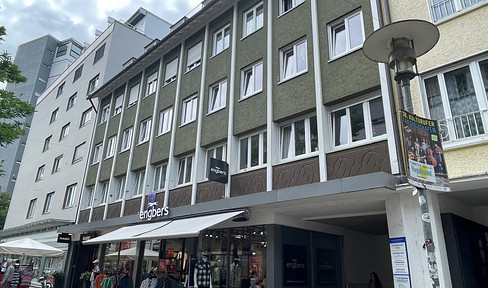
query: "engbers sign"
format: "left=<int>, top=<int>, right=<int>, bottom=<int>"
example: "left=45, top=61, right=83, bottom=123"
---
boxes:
left=139, top=191, right=170, bottom=221
left=208, top=158, right=228, bottom=184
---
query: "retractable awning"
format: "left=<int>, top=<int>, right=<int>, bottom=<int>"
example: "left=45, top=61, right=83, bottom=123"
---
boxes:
left=83, top=210, right=243, bottom=245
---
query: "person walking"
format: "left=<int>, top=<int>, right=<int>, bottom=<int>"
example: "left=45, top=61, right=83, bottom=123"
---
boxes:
left=0, top=261, right=14, bottom=288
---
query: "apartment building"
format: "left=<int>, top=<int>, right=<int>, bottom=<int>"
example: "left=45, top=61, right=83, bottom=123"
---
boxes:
left=0, top=8, right=171, bottom=275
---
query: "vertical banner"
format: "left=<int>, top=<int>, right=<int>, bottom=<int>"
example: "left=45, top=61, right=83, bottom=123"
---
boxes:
left=283, top=244, right=308, bottom=286
left=400, top=110, right=449, bottom=191
left=389, top=237, right=411, bottom=288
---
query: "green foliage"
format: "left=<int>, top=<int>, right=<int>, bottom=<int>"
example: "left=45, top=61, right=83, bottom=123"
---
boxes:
left=52, top=270, right=64, bottom=279
left=0, top=192, right=11, bottom=229
left=79, top=271, right=92, bottom=281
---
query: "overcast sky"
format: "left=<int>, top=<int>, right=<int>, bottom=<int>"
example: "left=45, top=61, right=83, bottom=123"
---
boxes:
left=1, top=0, right=201, bottom=58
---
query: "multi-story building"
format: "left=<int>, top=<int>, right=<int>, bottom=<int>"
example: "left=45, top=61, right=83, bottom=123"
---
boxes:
left=0, top=8, right=171, bottom=276
left=380, top=1, right=488, bottom=287
left=0, top=35, right=83, bottom=195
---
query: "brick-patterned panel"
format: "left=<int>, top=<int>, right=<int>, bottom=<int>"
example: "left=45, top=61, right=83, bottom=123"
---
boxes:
left=196, top=181, right=225, bottom=204
left=273, top=156, right=320, bottom=190
left=91, top=206, right=105, bottom=222
left=168, top=186, right=192, bottom=208
left=230, top=168, right=266, bottom=197
left=78, top=210, right=90, bottom=224
left=123, top=198, right=142, bottom=217
left=106, top=202, right=122, bottom=219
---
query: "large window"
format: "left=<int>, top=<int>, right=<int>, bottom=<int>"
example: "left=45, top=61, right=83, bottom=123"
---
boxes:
left=328, top=10, right=364, bottom=59
left=423, top=58, right=488, bottom=143
left=280, top=0, right=305, bottom=15
left=27, top=199, right=37, bottom=219
left=100, top=182, right=109, bottom=204
left=213, top=24, right=231, bottom=56
left=206, top=144, right=226, bottom=178
left=241, top=61, right=263, bottom=99
left=146, top=72, right=158, bottom=96
left=113, top=94, right=123, bottom=116
left=430, top=0, right=486, bottom=22
left=80, top=108, right=92, bottom=127
left=106, top=136, right=117, bottom=158
left=243, top=2, right=264, bottom=38
left=36, top=165, right=45, bottom=182
left=187, top=42, right=202, bottom=71
left=43, top=192, right=54, bottom=214
left=153, top=164, right=168, bottom=191
left=209, top=79, right=227, bottom=113
left=121, top=127, right=133, bottom=152
left=158, top=108, right=173, bottom=135
left=60, top=123, right=70, bottom=141
left=239, top=131, right=267, bottom=171
left=73, top=142, right=86, bottom=163
left=100, top=104, right=110, bottom=124
left=164, top=58, right=178, bottom=85
left=280, top=39, right=307, bottom=81
left=178, top=155, right=193, bottom=185
left=115, top=176, right=126, bottom=200
left=67, top=93, right=77, bottom=111
left=88, top=74, right=100, bottom=94
left=92, top=143, right=102, bottom=164
left=56, top=43, right=68, bottom=57
left=52, top=155, right=63, bottom=174
left=133, top=170, right=146, bottom=196
left=64, top=184, right=77, bottom=208
left=181, top=96, right=198, bottom=125
left=332, top=96, right=386, bottom=147
left=138, top=118, right=152, bottom=144
left=128, top=84, right=140, bottom=107
left=280, top=115, right=318, bottom=160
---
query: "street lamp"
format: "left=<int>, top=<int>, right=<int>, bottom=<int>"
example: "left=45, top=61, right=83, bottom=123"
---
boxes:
left=363, top=20, right=441, bottom=288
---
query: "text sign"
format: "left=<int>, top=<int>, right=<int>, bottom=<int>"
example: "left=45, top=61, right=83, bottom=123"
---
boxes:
left=208, top=158, right=228, bottom=184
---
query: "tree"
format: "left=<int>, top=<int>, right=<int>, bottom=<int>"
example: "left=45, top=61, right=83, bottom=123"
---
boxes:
left=0, top=192, right=10, bottom=229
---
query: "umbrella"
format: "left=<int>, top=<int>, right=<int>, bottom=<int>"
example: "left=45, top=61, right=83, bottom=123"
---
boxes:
left=106, top=247, right=159, bottom=259
left=0, top=238, right=64, bottom=257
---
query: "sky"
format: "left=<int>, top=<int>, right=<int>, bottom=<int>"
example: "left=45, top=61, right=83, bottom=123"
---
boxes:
left=0, top=0, right=202, bottom=58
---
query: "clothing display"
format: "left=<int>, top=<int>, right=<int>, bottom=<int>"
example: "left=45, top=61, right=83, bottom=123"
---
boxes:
left=10, top=271, right=20, bottom=288
left=229, top=262, right=241, bottom=288
left=194, top=259, right=211, bottom=288
left=19, top=268, right=34, bottom=287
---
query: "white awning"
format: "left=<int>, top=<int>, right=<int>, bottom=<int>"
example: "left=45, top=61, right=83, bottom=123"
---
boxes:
left=83, top=221, right=170, bottom=245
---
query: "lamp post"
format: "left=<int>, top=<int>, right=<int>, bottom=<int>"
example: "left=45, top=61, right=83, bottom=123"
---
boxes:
left=363, top=20, right=440, bottom=288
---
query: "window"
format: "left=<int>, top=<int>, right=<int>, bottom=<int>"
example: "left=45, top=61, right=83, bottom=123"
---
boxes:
left=164, top=58, right=178, bottom=85
left=128, top=84, right=140, bottom=107
left=181, top=96, right=198, bottom=125
left=94, top=43, right=106, bottom=63
left=115, top=176, right=126, bottom=200
left=213, top=24, right=231, bottom=56
left=60, top=123, right=70, bottom=140
left=92, top=143, right=102, bottom=164
left=56, top=43, right=68, bottom=57
left=73, top=65, right=83, bottom=82
left=113, top=94, right=123, bottom=116
left=280, top=0, right=305, bottom=15
left=73, top=142, right=86, bottom=163
left=280, top=39, right=307, bottom=81
left=64, top=184, right=77, bottom=208
left=67, top=93, right=77, bottom=111
left=43, top=136, right=52, bottom=152
left=241, top=61, right=263, bottom=99
left=43, top=192, right=54, bottom=214
left=70, top=43, right=83, bottom=58
left=243, top=2, right=264, bottom=37
left=133, top=170, right=146, bottom=195
left=106, top=136, right=117, bottom=158
left=88, top=74, right=100, bottom=94
left=146, top=72, right=158, bottom=96
left=50, top=108, right=59, bottom=124
left=158, top=108, right=173, bottom=135
left=52, top=155, right=63, bottom=173
left=430, top=0, right=486, bottom=22
left=153, top=164, right=168, bottom=191
left=187, top=42, right=202, bottom=71
left=27, top=199, right=37, bottom=219
left=332, top=97, right=386, bottom=147
left=280, top=115, right=319, bottom=160
left=209, top=79, right=227, bottom=113
left=85, top=186, right=94, bottom=208
left=239, top=131, right=267, bottom=170
left=138, top=118, right=152, bottom=144
left=177, top=155, right=193, bottom=185
left=100, top=182, right=109, bottom=204
left=100, top=104, right=110, bottom=124
left=121, top=127, right=133, bottom=152
left=36, top=165, right=45, bottom=182
left=80, top=108, right=92, bottom=127
left=423, top=58, right=488, bottom=143
left=57, top=83, right=65, bottom=98
left=328, top=10, right=364, bottom=59
left=206, top=144, right=227, bottom=178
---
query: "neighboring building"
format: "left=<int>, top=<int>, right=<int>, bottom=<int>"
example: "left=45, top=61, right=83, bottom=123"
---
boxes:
left=381, top=1, right=488, bottom=287
left=0, top=8, right=171, bottom=276
left=0, top=35, right=83, bottom=195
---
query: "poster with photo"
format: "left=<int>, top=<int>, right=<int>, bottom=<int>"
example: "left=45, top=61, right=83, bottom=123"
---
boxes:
left=400, top=110, right=450, bottom=191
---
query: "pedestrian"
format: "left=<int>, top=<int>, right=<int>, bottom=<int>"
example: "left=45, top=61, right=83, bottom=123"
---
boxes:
left=0, top=261, right=14, bottom=288
left=90, top=259, right=100, bottom=288
left=368, top=272, right=383, bottom=288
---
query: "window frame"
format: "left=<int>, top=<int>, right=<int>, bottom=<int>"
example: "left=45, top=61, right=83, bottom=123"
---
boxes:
left=87, top=74, right=100, bottom=94
left=243, top=2, right=264, bottom=38
left=241, top=61, right=263, bottom=100
left=113, top=93, right=123, bottom=116
left=50, top=108, right=59, bottom=124
left=64, top=184, right=77, bottom=209
left=120, top=127, right=133, bottom=152
left=138, top=118, right=152, bottom=144
left=186, top=42, right=202, bottom=72
left=93, top=43, right=106, bottom=64
left=279, top=0, right=305, bottom=15
left=80, top=108, right=92, bottom=127
left=280, top=39, right=308, bottom=82
left=60, top=123, right=70, bottom=141
left=92, top=143, right=102, bottom=165
left=208, top=79, right=228, bottom=114
left=133, top=170, right=146, bottom=196
left=279, top=114, right=319, bottom=161
left=158, top=107, right=173, bottom=136
left=73, top=65, right=83, bottom=83
left=100, top=182, right=109, bottom=204
left=153, top=164, right=168, bottom=191
left=72, top=142, right=86, bottom=164
left=328, top=10, right=365, bottom=60
left=146, top=72, right=158, bottom=97
left=177, top=155, right=193, bottom=186
left=181, top=95, right=198, bottom=126
left=238, top=130, right=267, bottom=172
left=43, top=192, right=54, bottom=214
left=428, top=0, right=488, bottom=22
left=100, top=104, right=110, bottom=124
left=213, top=24, right=231, bottom=56
left=85, top=186, right=94, bottom=208
left=115, top=176, right=126, bottom=201
left=36, top=165, right=45, bottom=182
left=27, top=199, right=37, bottom=219
left=128, top=83, right=140, bottom=107
left=43, top=135, right=52, bottom=152
left=56, top=83, right=65, bottom=98
left=164, top=58, right=178, bottom=85
left=52, top=154, right=63, bottom=174
left=67, top=93, right=77, bottom=111
left=105, top=136, right=117, bottom=159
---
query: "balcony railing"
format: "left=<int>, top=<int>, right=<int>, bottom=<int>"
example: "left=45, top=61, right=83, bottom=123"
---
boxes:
left=438, top=109, right=487, bottom=142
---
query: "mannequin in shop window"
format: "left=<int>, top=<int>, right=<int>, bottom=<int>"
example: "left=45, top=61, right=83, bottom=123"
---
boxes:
left=229, top=258, right=241, bottom=288
left=194, top=254, right=212, bottom=288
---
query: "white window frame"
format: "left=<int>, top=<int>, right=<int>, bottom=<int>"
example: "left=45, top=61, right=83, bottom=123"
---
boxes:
left=208, top=79, right=227, bottom=114
left=181, top=96, right=198, bottom=126
left=67, top=93, right=77, bottom=111
left=241, top=61, right=263, bottom=99
left=158, top=107, right=173, bottom=136
left=330, top=95, right=387, bottom=150
left=64, top=184, right=77, bottom=208
left=113, top=94, right=123, bottom=116
left=133, top=170, right=146, bottom=196
left=279, top=0, right=305, bottom=15
left=164, top=58, right=178, bottom=85
left=106, top=136, right=117, bottom=159
left=36, top=165, right=45, bottom=182
left=85, top=186, right=94, bottom=208
left=279, top=115, right=319, bottom=161
left=429, top=0, right=487, bottom=22
left=115, top=176, right=126, bottom=201
left=177, top=155, right=193, bottom=186
left=213, top=24, right=231, bottom=56
left=56, top=83, right=64, bottom=98
left=43, top=192, right=54, bottom=214
left=27, top=199, right=37, bottom=219
left=280, top=39, right=308, bottom=81
left=138, top=118, right=152, bottom=144
left=80, top=108, right=92, bottom=127
left=50, top=108, right=58, bottom=124
left=243, top=2, right=264, bottom=38
left=128, top=83, right=140, bottom=107
left=121, top=127, right=133, bottom=152
left=88, top=74, right=100, bottom=94
left=328, top=10, right=365, bottom=60
left=92, top=143, right=102, bottom=164
left=43, top=135, right=52, bottom=152
left=146, top=72, right=158, bottom=96
left=205, top=144, right=227, bottom=178
left=153, top=164, right=168, bottom=191
left=100, top=104, right=110, bottom=124
left=60, top=123, right=70, bottom=141
left=100, top=182, right=109, bottom=204
left=52, top=154, right=63, bottom=174
left=186, top=42, right=202, bottom=71
left=72, top=142, right=86, bottom=163
left=239, top=131, right=267, bottom=172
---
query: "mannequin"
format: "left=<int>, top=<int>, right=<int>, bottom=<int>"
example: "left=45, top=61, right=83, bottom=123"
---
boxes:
left=194, top=254, right=212, bottom=288
left=229, top=258, right=241, bottom=288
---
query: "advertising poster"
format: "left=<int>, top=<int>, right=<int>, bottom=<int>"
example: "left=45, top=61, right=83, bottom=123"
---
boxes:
left=389, top=237, right=411, bottom=288
left=315, top=248, right=337, bottom=287
left=283, top=244, right=308, bottom=286
left=400, top=110, right=450, bottom=191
